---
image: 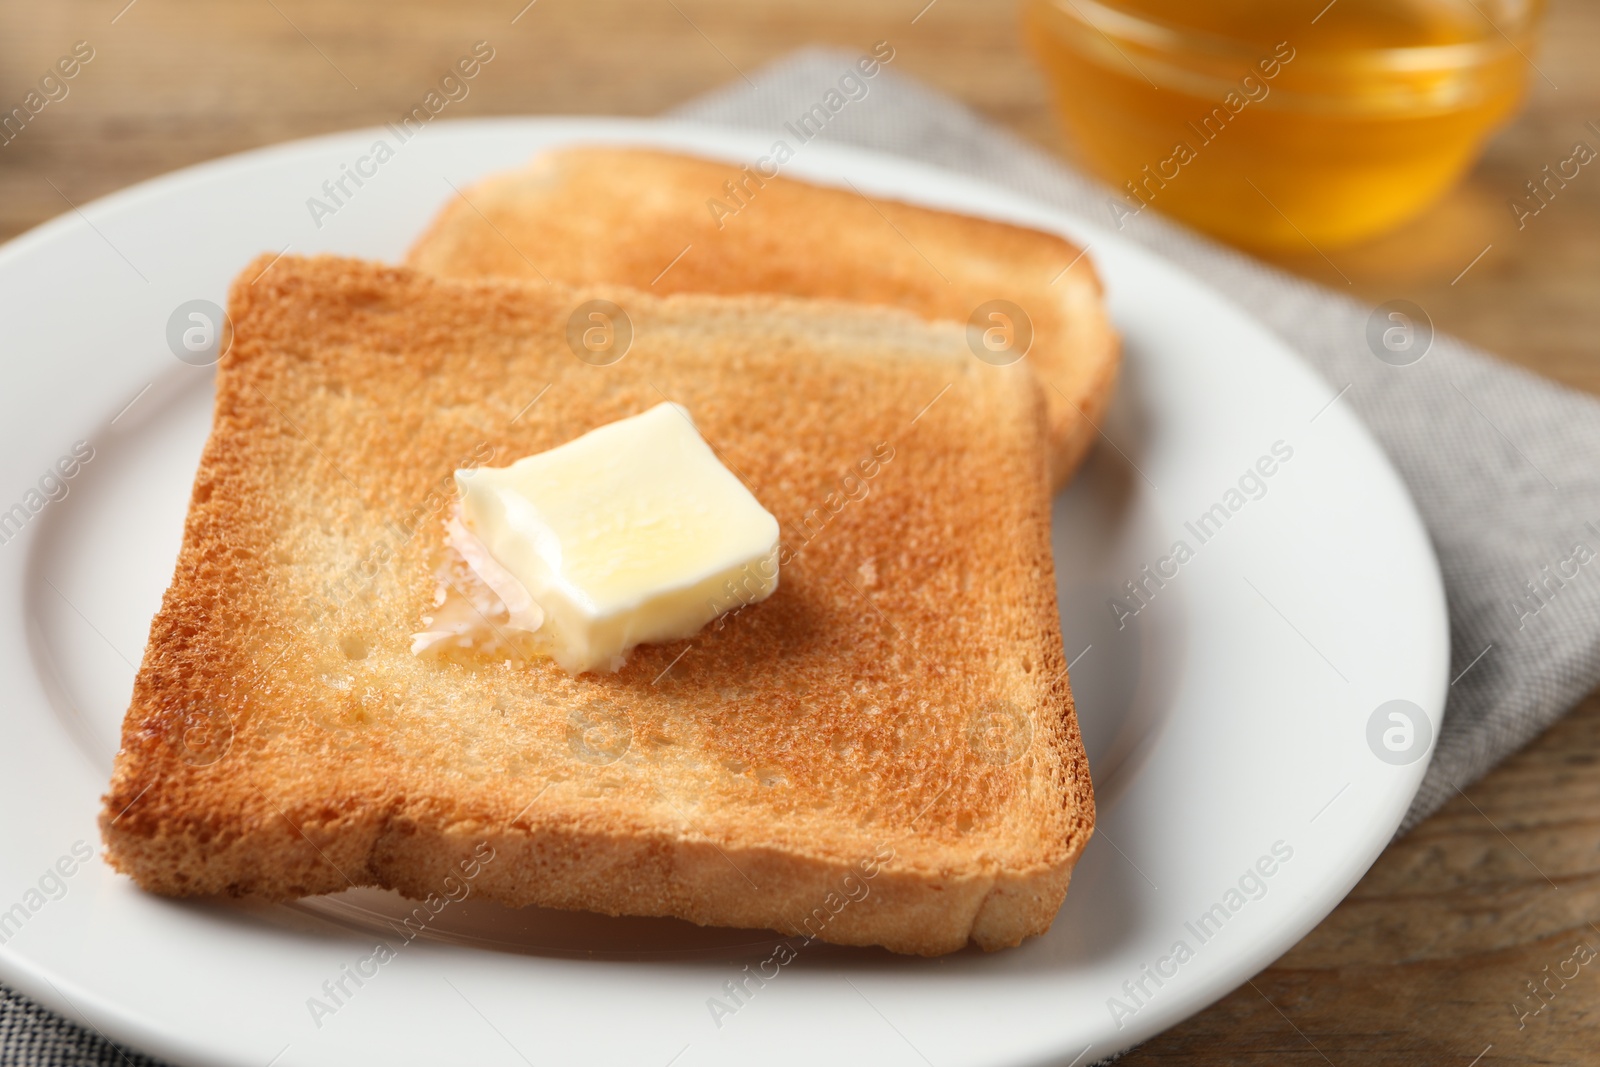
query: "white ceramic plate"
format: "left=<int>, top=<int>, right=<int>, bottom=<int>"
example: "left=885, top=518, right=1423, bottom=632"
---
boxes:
left=0, top=118, right=1447, bottom=1067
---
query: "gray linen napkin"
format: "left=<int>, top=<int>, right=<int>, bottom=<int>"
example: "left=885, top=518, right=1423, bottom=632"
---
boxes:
left=8, top=47, right=1600, bottom=1067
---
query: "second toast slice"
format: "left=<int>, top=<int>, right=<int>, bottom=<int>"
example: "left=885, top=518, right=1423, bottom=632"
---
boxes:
left=406, top=145, right=1120, bottom=491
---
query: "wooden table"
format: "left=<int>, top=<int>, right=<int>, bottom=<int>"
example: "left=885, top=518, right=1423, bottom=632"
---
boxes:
left=3, top=1, right=1596, bottom=1062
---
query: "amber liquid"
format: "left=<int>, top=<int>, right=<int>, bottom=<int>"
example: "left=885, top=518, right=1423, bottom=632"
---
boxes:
left=1026, top=0, right=1535, bottom=248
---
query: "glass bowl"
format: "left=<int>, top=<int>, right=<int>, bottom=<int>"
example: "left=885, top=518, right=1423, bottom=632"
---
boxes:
left=1023, top=0, right=1545, bottom=249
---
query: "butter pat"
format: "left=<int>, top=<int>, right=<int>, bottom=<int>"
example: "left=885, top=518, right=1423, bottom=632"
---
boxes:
left=453, top=402, right=780, bottom=674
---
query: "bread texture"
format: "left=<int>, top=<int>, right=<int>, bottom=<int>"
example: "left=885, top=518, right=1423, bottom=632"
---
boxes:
left=405, top=145, right=1120, bottom=490
left=99, top=254, right=1094, bottom=956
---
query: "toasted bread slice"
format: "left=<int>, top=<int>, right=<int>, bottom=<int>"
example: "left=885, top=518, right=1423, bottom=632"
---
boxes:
left=99, top=255, right=1094, bottom=955
left=405, top=145, right=1119, bottom=491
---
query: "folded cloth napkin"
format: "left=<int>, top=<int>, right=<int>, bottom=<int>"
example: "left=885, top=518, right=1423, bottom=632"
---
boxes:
left=0, top=984, right=164, bottom=1066
left=9, top=48, right=1600, bottom=1067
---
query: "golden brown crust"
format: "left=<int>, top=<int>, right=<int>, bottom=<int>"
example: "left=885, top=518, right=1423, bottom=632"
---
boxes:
left=98, top=255, right=1094, bottom=956
left=405, top=145, right=1121, bottom=491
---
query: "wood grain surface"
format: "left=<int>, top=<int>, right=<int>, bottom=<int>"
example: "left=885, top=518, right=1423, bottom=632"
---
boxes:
left=2, top=1, right=1597, bottom=1063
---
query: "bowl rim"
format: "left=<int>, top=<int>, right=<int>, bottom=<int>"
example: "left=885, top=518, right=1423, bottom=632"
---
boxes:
left=1030, top=0, right=1544, bottom=75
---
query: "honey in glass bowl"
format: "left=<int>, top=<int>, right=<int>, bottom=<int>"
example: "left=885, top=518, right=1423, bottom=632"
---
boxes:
left=1023, top=0, right=1544, bottom=249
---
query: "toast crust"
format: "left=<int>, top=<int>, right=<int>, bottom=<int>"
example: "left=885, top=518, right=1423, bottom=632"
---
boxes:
left=405, top=145, right=1121, bottom=490
left=99, top=255, right=1094, bottom=956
